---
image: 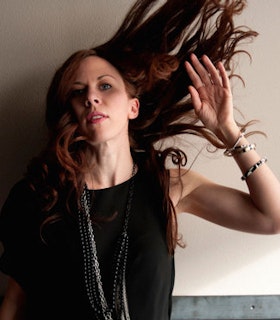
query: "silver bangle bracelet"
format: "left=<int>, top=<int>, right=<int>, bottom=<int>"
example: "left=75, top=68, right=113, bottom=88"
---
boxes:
left=241, top=157, right=268, bottom=181
left=224, top=131, right=246, bottom=156
left=224, top=143, right=256, bottom=157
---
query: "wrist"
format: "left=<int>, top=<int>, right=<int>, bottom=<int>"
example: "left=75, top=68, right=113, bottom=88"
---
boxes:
left=217, top=123, right=242, bottom=148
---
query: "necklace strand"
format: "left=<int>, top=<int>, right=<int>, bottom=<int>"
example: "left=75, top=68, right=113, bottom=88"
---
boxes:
left=79, top=163, right=136, bottom=320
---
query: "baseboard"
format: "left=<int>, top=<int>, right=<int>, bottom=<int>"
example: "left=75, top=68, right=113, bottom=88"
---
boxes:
left=171, top=295, right=280, bottom=320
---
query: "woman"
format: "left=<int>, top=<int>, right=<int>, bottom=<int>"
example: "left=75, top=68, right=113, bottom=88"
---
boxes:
left=1, top=0, right=280, bottom=319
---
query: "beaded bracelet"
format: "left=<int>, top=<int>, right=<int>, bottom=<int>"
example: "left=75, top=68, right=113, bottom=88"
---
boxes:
left=224, top=131, right=245, bottom=156
left=241, top=157, right=268, bottom=181
left=235, top=143, right=256, bottom=153
left=225, top=143, right=256, bottom=157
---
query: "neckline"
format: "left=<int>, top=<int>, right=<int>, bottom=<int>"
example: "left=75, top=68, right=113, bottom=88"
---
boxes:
left=86, top=167, right=139, bottom=192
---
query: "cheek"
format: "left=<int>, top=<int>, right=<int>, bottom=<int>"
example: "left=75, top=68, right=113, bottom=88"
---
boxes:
left=117, top=95, right=134, bottom=111
left=71, top=105, right=85, bottom=125
left=71, top=99, right=83, bottom=114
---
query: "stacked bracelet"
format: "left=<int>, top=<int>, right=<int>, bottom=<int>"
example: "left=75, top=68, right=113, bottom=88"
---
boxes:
left=224, top=131, right=245, bottom=156
left=241, top=157, right=268, bottom=181
left=224, top=143, right=256, bottom=157
left=223, top=131, right=267, bottom=181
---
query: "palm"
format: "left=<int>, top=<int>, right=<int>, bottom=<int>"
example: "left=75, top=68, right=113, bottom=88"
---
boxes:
left=185, top=54, right=235, bottom=137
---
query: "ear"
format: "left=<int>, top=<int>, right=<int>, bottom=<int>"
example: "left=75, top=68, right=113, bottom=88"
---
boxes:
left=128, top=98, right=140, bottom=120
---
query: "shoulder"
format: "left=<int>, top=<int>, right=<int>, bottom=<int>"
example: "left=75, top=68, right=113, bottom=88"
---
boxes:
left=0, top=179, right=37, bottom=230
left=169, top=168, right=212, bottom=208
left=2, top=179, right=36, bottom=208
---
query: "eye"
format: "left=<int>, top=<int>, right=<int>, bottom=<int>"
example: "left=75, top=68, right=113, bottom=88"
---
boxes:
left=70, top=88, right=86, bottom=97
left=99, top=83, right=112, bottom=91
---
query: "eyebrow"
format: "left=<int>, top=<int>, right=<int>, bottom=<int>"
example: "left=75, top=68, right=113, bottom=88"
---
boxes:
left=73, top=74, right=117, bottom=85
left=98, top=74, right=117, bottom=80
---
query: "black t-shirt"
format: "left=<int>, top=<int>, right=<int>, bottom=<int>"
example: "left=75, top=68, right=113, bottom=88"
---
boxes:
left=0, top=164, right=174, bottom=320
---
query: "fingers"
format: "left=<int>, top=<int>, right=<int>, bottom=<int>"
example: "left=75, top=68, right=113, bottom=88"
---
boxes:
left=185, top=53, right=229, bottom=90
left=200, top=55, right=222, bottom=86
left=188, top=85, right=202, bottom=113
left=185, top=58, right=206, bottom=90
left=216, top=61, right=230, bottom=89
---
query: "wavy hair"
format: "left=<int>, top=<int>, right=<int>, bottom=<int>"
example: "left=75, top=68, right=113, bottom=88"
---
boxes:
left=26, top=0, right=258, bottom=253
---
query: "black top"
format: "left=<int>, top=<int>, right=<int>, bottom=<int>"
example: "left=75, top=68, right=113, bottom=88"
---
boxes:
left=0, top=162, right=174, bottom=320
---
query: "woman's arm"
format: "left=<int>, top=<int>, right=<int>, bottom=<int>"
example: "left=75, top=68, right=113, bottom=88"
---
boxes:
left=0, top=277, right=26, bottom=320
left=173, top=165, right=280, bottom=234
left=171, top=54, right=280, bottom=234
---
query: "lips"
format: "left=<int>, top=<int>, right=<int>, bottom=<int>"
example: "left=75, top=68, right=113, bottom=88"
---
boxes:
left=86, top=111, right=108, bottom=124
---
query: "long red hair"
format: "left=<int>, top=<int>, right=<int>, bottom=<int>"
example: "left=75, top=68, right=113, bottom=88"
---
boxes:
left=27, top=0, right=258, bottom=254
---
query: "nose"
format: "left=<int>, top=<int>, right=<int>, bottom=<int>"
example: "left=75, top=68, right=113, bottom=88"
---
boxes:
left=85, top=86, right=101, bottom=108
left=84, top=98, right=100, bottom=108
left=85, top=90, right=100, bottom=108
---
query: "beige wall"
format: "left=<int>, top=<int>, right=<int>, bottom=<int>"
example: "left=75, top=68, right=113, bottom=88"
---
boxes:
left=0, top=0, right=280, bottom=296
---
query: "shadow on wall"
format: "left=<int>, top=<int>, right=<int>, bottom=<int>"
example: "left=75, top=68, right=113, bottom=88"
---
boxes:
left=0, top=73, right=48, bottom=204
left=0, top=72, right=49, bottom=295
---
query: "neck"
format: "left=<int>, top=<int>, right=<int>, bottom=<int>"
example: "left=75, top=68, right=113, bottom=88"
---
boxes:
left=84, top=144, right=135, bottom=190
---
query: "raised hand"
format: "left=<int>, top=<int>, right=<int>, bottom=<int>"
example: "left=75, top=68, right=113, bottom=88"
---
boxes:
left=185, top=53, right=238, bottom=142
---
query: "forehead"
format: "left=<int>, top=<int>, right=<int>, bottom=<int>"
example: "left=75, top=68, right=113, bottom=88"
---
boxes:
left=74, top=56, right=122, bottom=79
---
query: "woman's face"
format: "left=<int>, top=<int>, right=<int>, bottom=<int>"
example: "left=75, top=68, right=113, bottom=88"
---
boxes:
left=69, top=55, right=139, bottom=146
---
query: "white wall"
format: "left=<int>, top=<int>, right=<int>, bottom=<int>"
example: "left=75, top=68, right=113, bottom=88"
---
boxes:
left=0, top=0, right=280, bottom=296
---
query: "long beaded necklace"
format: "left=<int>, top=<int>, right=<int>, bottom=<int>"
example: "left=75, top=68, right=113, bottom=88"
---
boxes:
left=78, top=164, right=136, bottom=320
